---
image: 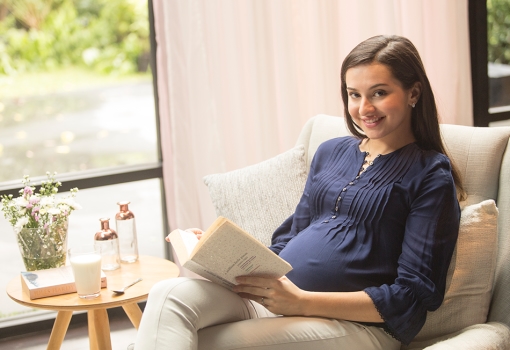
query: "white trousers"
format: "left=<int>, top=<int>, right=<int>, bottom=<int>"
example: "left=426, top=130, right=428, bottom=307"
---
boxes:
left=134, top=278, right=401, bottom=350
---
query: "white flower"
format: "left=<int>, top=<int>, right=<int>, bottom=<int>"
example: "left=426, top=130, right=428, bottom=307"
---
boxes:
left=47, top=208, right=61, bottom=215
left=39, top=197, right=54, bottom=207
left=58, top=197, right=82, bottom=210
left=13, top=197, right=28, bottom=208
left=14, top=217, right=29, bottom=233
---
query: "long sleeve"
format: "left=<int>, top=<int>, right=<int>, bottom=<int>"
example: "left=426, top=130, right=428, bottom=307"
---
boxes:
left=364, top=157, right=460, bottom=344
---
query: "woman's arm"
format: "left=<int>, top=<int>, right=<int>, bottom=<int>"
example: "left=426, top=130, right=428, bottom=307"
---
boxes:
left=234, top=275, right=383, bottom=323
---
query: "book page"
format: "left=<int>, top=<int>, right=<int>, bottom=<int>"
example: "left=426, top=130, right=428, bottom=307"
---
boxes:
left=189, top=216, right=226, bottom=255
left=183, top=260, right=234, bottom=289
left=186, top=217, right=292, bottom=288
left=168, top=229, right=205, bottom=280
left=168, top=229, right=199, bottom=264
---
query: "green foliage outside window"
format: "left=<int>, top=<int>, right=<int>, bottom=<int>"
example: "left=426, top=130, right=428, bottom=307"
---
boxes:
left=0, top=0, right=149, bottom=75
left=488, top=0, right=510, bottom=64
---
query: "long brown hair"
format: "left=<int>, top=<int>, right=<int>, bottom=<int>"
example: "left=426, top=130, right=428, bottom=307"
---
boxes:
left=340, top=35, right=465, bottom=200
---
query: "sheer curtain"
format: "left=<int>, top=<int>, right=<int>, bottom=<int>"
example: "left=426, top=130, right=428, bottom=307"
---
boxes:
left=152, top=0, right=472, bottom=231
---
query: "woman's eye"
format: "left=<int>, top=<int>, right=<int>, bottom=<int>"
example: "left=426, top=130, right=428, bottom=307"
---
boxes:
left=374, top=90, right=387, bottom=97
left=349, top=92, right=360, bottom=99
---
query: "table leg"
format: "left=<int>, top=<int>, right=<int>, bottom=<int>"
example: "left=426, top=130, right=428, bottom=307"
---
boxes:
left=46, top=310, right=73, bottom=350
left=88, top=309, right=112, bottom=350
left=88, top=310, right=97, bottom=350
left=123, top=302, right=143, bottom=329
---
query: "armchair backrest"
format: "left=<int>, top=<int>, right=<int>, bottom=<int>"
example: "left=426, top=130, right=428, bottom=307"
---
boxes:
left=294, top=114, right=510, bottom=329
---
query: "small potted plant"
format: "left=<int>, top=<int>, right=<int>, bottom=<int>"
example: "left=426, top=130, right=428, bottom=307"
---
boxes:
left=1, top=172, right=81, bottom=271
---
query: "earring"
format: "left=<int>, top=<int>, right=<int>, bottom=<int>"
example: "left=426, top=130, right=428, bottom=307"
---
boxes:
left=411, top=103, right=416, bottom=108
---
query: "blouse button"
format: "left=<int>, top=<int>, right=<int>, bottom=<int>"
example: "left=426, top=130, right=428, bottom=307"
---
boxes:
left=342, top=188, right=347, bottom=192
left=349, top=182, right=354, bottom=185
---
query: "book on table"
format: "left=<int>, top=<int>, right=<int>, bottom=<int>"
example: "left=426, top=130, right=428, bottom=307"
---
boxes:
left=168, top=216, right=292, bottom=289
left=20, top=266, right=107, bottom=300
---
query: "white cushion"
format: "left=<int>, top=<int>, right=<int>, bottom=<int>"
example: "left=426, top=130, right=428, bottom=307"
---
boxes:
left=440, top=125, right=510, bottom=206
left=410, top=199, right=499, bottom=343
left=203, top=145, right=308, bottom=246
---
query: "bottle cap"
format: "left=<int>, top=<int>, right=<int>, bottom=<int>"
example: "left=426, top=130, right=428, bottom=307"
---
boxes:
left=116, top=201, right=134, bottom=220
left=94, top=218, right=118, bottom=241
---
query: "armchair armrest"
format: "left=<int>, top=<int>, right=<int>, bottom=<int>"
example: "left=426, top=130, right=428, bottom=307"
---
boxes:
left=403, top=322, right=510, bottom=350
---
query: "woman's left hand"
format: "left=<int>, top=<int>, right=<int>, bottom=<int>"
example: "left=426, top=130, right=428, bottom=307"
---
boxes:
left=233, top=276, right=308, bottom=316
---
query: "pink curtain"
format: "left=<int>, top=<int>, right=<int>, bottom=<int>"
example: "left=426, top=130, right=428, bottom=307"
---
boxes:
left=152, top=0, right=472, bottom=231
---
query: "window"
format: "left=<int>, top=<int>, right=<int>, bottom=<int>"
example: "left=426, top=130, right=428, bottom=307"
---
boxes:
left=0, top=0, right=166, bottom=326
left=469, top=0, right=510, bottom=126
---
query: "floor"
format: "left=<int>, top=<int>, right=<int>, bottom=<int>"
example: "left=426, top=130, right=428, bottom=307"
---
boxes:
left=0, top=311, right=137, bottom=350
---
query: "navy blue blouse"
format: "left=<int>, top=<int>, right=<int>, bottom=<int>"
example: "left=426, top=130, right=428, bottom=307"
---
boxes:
left=269, top=136, right=460, bottom=344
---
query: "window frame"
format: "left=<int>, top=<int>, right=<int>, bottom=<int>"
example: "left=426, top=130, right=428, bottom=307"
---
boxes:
left=0, top=0, right=168, bottom=334
left=469, top=0, right=510, bottom=126
left=0, top=0, right=168, bottom=255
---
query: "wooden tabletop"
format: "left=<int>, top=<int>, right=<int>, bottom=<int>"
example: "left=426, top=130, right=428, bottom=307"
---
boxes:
left=6, top=255, right=180, bottom=311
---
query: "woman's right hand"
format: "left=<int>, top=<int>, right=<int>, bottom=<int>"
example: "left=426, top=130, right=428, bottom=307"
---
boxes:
left=185, top=228, right=204, bottom=240
left=165, top=228, right=204, bottom=242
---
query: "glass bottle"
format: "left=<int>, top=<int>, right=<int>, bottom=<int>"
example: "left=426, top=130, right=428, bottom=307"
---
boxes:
left=93, top=218, right=120, bottom=271
left=116, top=201, right=139, bottom=263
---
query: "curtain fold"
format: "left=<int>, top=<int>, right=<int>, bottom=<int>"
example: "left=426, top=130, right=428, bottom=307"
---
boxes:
left=153, top=0, right=472, bottom=231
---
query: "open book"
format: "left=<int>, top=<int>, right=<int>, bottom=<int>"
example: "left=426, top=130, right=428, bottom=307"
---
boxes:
left=168, top=216, right=292, bottom=289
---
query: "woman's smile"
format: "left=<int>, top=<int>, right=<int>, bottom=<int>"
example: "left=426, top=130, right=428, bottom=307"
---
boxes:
left=346, top=62, right=418, bottom=152
left=361, top=116, right=384, bottom=127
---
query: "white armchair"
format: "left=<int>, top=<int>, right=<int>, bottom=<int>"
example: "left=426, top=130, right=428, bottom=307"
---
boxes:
left=203, top=114, right=510, bottom=349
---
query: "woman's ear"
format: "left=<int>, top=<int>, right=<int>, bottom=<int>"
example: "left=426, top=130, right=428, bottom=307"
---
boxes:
left=409, top=82, right=422, bottom=106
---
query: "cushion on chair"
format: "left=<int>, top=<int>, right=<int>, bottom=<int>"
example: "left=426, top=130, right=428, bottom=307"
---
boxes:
left=294, top=114, right=350, bottom=168
left=440, top=125, right=510, bottom=206
left=404, top=322, right=510, bottom=350
left=408, top=199, right=499, bottom=345
left=203, top=145, right=308, bottom=246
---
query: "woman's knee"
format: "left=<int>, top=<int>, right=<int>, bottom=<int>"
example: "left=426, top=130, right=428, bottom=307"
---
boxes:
left=145, top=278, right=250, bottom=328
left=148, top=277, right=234, bottom=304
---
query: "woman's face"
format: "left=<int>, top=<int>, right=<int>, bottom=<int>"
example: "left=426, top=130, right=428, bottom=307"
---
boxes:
left=345, top=63, right=418, bottom=145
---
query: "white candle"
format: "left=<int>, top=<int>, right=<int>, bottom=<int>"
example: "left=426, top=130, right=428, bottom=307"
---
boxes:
left=70, top=253, right=102, bottom=298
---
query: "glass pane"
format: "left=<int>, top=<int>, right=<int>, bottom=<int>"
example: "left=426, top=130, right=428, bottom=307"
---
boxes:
left=0, top=178, right=165, bottom=325
left=0, top=0, right=157, bottom=183
left=487, top=0, right=510, bottom=113
left=0, top=0, right=162, bottom=326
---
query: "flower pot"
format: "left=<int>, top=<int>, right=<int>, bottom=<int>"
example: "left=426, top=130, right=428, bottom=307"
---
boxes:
left=16, top=221, right=69, bottom=271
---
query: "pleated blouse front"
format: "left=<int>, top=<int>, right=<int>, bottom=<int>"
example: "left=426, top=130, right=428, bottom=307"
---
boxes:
left=269, top=136, right=460, bottom=344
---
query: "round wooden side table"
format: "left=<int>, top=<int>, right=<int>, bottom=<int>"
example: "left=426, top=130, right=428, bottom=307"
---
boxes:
left=7, top=255, right=179, bottom=350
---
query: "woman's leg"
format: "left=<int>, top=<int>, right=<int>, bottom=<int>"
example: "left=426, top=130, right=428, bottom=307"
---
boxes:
left=134, top=278, right=272, bottom=350
left=135, top=277, right=400, bottom=350
left=198, top=317, right=400, bottom=350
